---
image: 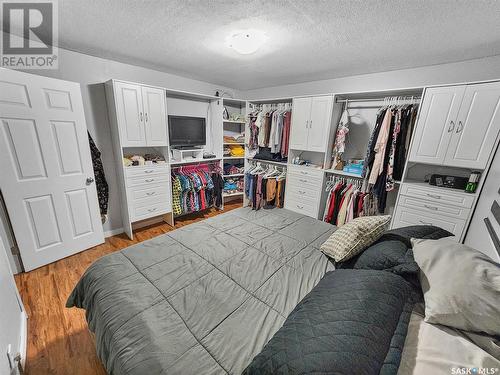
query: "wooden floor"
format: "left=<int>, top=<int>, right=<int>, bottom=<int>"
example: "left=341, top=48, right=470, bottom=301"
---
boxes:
left=14, top=201, right=243, bottom=375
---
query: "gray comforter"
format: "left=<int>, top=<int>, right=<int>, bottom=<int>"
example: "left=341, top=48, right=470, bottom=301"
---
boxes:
left=67, top=207, right=336, bottom=375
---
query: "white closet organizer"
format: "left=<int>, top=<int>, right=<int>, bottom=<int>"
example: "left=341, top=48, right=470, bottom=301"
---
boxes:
left=394, top=80, right=500, bottom=241
left=105, top=79, right=223, bottom=239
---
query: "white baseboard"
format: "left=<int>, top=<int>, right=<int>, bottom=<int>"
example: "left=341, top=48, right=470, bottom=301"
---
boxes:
left=103, top=227, right=124, bottom=238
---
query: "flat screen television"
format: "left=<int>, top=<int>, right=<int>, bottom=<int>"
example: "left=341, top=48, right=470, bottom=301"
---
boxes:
left=168, top=115, right=206, bottom=148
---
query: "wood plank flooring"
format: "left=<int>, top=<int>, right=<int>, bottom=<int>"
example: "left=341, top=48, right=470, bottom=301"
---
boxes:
left=14, top=201, right=242, bottom=375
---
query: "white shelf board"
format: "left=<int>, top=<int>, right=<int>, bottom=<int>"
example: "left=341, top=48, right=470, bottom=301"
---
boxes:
left=324, top=169, right=363, bottom=178
left=223, top=142, right=245, bottom=145
left=223, top=156, right=245, bottom=160
left=223, top=173, right=244, bottom=178
left=223, top=191, right=244, bottom=197
left=223, top=120, right=246, bottom=124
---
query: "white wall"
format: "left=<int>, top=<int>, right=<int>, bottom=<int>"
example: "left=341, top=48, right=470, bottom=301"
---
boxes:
left=241, top=55, right=500, bottom=98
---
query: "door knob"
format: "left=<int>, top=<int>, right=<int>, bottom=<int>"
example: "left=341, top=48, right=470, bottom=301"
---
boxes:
left=86, top=177, right=95, bottom=185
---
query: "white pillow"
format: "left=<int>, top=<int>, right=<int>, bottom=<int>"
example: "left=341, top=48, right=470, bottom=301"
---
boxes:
left=411, top=237, right=500, bottom=335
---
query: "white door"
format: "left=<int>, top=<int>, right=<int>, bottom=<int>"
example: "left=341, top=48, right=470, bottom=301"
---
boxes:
left=409, top=85, right=465, bottom=165
left=307, top=96, right=333, bottom=152
left=142, top=86, right=168, bottom=146
left=289, top=97, right=311, bottom=150
left=114, top=82, right=146, bottom=146
left=0, top=68, right=104, bottom=271
left=0, top=234, right=26, bottom=375
left=445, top=82, right=500, bottom=169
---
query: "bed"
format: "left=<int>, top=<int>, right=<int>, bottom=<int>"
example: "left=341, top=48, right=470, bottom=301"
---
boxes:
left=67, top=207, right=336, bottom=374
left=68, top=207, right=500, bottom=374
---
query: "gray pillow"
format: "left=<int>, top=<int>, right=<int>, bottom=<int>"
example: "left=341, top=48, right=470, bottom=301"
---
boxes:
left=412, top=237, right=500, bottom=335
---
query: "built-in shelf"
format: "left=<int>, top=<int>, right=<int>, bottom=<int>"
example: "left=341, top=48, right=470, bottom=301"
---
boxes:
left=223, top=142, right=245, bottom=145
left=223, top=120, right=246, bottom=124
left=223, top=191, right=244, bottom=197
left=246, top=158, right=288, bottom=167
left=223, top=173, right=244, bottom=178
left=223, top=156, right=245, bottom=160
left=324, top=169, right=362, bottom=178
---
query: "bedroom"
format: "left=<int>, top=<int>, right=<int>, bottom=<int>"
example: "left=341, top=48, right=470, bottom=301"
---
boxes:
left=0, top=0, right=500, bottom=374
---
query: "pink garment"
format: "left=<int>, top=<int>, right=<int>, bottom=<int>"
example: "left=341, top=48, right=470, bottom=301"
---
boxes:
left=369, top=109, right=393, bottom=185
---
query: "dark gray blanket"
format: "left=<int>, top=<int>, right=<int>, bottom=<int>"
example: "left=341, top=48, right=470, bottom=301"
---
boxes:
left=67, top=207, right=336, bottom=375
left=243, top=269, right=420, bottom=375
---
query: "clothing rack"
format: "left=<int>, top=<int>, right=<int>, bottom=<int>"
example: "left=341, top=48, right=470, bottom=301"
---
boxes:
left=335, top=95, right=421, bottom=104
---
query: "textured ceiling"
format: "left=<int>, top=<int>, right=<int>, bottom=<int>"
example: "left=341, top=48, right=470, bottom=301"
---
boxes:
left=43, top=0, right=500, bottom=89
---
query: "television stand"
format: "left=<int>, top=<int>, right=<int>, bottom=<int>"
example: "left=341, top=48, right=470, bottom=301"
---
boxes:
left=171, top=147, right=204, bottom=163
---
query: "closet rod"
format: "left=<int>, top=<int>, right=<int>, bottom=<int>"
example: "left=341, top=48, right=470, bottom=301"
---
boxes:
left=335, top=96, right=421, bottom=104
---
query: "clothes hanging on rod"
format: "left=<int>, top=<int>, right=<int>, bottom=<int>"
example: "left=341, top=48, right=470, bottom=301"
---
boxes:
left=171, top=163, right=223, bottom=216
left=323, top=176, right=378, bottom=226
left=361, top=97, right=419, bottom=213
left=247, top=103, right=292, bottom=161
left=244, top=161, right=286, bottom=211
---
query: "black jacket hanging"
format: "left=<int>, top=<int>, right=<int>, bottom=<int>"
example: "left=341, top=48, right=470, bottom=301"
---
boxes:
left=88, top=132, right=109, bottom=218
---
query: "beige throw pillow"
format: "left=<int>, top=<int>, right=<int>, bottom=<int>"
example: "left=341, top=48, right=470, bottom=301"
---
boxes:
left=412, top=237, right=500, bottom=335
left=320, top=215, right=391, bottom=262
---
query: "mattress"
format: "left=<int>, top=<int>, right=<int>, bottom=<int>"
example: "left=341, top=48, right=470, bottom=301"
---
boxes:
left=67, top=207, right=336, bottom=375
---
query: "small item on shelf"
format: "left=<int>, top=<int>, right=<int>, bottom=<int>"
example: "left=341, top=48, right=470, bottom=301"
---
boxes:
left=144, top=153, right=165, bottom=163
left=130, top=155, right=145, bottom=166
left=342, top=159, right=364, bottom=176
left=122, top=157, right=132, bottom=167
left=229, top=145, right=245, bottom=157
left=203, top=152, right=216, bottom=159
left=465, top=171, right=481, bottom=193
left=223, top=107, right=229, bottom=120
left=224, top=163, right=244, bottom=176
left=223, top=146, right=231, bottom=156
left=229, top=113, right=245, bottom=122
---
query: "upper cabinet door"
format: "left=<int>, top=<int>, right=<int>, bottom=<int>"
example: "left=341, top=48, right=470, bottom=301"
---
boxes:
left=445, top=82, right=500, bottom=169
left=114, top=82, right=146, bottom=146
left=307, top=96, right=333, bottom=152
left=289, top=97, right=311, bottom=150
left=142, top=86, right=168, bottom=146
left=409, top=85, right=465, bottom=165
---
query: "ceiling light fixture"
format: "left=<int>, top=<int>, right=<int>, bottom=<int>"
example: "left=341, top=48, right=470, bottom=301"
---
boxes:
left=226, top=30, right=268, bottom=55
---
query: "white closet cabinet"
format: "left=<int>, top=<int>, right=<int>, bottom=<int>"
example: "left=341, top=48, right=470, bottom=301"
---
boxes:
left=289, top=95, right=333, bottom=152
left=444, top=82, right=500, bottom=169
left=409, top=85, right=465, bottom=165
left=114, top=82, right=168, bottom=147
left=409, top=82, right=500, bottom=169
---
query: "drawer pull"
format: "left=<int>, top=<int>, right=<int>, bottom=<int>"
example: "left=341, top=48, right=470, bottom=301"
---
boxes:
left=146, top=192, right=156, bottom=196
left=298, top=190, right=306, bottom=194
left=299, top=179, right=307, bottom=183
left=426, top=193, right=441, bottom=199
left=424, top=204, right=438, bottom=210
left=296, top=204, right=304, bottom=209
left=419, top=220, right=433, bottom=225
left=144, top=170, right=154, bottom=173
left=148, top=208, right=158, bottom=212
left=145, top=178, right=154, bottom=182
left=300, top=171, right=308, bottom=175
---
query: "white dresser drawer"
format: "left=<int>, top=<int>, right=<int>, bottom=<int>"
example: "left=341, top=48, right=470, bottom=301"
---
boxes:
left=400, top=183, right=474, bottom=209
left=392, top=205, right=465, bottom=238
left=286, top=177, right=322, bottom=200
left=287, top=165, right=324, bottom=183
left=124, top=165, right=169, bottom=178
left=131, top=201, right=171, bottom=221
left=126, top=174, right=170, bottom=188
left=398, top=195, right=471, bottom=220
left=285, top=193, right=318, bottom=218
left=128, top=184, right=170, bottom=201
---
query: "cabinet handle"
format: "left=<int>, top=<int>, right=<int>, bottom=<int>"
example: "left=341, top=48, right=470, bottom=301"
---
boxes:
left=140, top=112, right=143, bottom=122
left=305, top=120, right=309, bottom=128
left=300, top=171, right=308, bottom=175
left=426, top=193, right=441, bottom=199
left=456, top=120, right=463, bottom=133
left=447, top=120, right=455, bottom=132
left=299, top=178, right=307, bottom=183
left=144, top=170, right=154, bottom=173
left=148, top=207, right=158, bottom=212
left=296, top=204, right=304, bottom=209
left=310, top=120, right=312, bottom=128
left=145, top=178, right=154, bottom=182
left=145, top=113, right=148, bottom=122
left=419, top=220, right=433, bottom=225
left=424, top=204, right=438, bottom=210
left=146, top=192, right=156, bottom=196
left=298, top=190, right=306, bottom=194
